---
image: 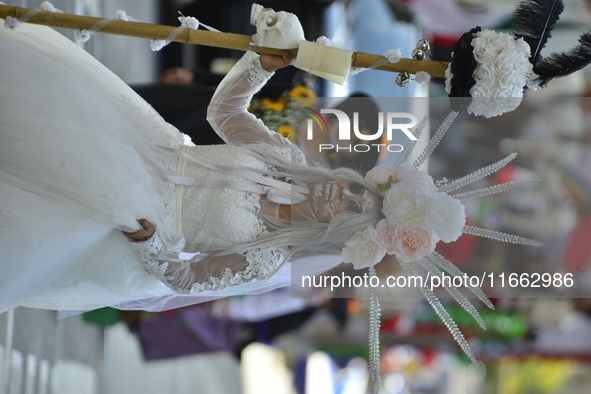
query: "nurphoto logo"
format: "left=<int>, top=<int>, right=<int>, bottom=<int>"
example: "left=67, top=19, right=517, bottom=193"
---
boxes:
left=304, top=108, right=417, bottom=153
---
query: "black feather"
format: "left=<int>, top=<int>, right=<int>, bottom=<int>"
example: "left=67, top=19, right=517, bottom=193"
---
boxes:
left=533, top=31, right=591, bottom=87
left=513, top=0, right=564, bottom=64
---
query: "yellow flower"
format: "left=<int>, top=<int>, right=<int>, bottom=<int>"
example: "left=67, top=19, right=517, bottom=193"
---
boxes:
left=261, top=98, right=286, bottom=112
left=276, top=124, right=296, bottom=143
left=288, top=85, right=317, bottom=107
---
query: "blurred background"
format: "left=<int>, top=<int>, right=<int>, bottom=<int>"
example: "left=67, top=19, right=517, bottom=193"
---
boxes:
left=3, top=0, right=591, bottom=393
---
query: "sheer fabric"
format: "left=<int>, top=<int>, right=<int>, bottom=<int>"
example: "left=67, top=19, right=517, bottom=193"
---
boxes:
left=0, top=21, right=338, bottom=314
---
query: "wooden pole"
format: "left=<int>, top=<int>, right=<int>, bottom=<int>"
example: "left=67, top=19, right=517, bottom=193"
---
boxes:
left=0, top=4, right=448, bottom=78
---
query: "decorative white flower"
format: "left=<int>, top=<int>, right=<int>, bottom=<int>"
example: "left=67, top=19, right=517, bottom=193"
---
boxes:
left=315, top=36, right=334, bottom=47
left=415, top=71, right=431, bottom=84
left=40, top=1, right=60, bottom=12
left=471, top=37, right=497, bottom=64
left=4, top=16, right=20, bottom=30
left=391, top=224, right=436, bottom=263
left=365, top=166, right=397, bottom=192
left=342, top=226, right=387, bottom=269
left=395, top=165, right=434, bottom=188
left=515, top=37, right=530, bottom=53
left=115, top=10, right=130, bottom=21
left=498, top=72, right=521, bottom=91
left=74, top=29, right=91, bottom=43
left=464, top=29, right=533, bottom=118
left=472, top=63, right=495, bottom=86
left=150, top=39, right=166, bottom=52
left=180, top=16, right=200, bottom=29
left=424, top=192, right=465, bottom=242
left=493, top=55, right=516, bottom=74
left=383, top=49, right=402, bottom=64
left=383, top=180, right=431, bottom=225
left=376, top=219, right=398, bottom=254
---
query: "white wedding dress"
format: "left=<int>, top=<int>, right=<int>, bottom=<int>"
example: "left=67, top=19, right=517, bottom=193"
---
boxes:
left=0, top=22, right=337, bottom=314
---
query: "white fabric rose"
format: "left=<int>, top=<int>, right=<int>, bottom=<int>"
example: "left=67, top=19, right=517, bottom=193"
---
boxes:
left=315, top=36, right=334, bottom=47
left=180, top=16, right=200, bottom=29
left=115, top=10, right=132, bottom=21
left=383, top=49, right=402, bottom=64
left=471, top=37, right=497, bottom=63
left=365, top=166, right=397, bottom=191
left=4, top=16, right=20, bottom=29
left=74, top=29, right=91, bottom=43
left=383, top=180, right=431, bottom=225
left=424, top=192, right=465, bottom=242
left=150, top=39, right=166, bottom=52
left=342, top=226, right=387, bottom=269
left=392, top=224, right=436, bottom=263
left=376, top=219, right=397, bottom=254
left=462, top=29, right=533, bottom=118
left=40, top=1, right=59, bottom=12
left=395, top=165, right=434, bottom=188
left=472, top=63, right=495, bottom=86
left=415, top=71, right=431, bottom=84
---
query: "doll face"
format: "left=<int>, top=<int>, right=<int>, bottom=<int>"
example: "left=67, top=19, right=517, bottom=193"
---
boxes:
left=251, top=5, right=305, bottom=49
left=310, top=181, right=380, bottom=223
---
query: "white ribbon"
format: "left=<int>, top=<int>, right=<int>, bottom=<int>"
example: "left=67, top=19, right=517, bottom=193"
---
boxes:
left=158, top=147, right=309, bottom=205
left=150, top=13, right=220, bottom=52
left=75, top=10, right=137, bottom=43
left=350, top=48, right=402, bottom=76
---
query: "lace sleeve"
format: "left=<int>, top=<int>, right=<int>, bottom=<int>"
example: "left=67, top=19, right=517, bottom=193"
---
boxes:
left=131, top=231, right=287, bottom=295
left=206, top=52, right=294, bottom=149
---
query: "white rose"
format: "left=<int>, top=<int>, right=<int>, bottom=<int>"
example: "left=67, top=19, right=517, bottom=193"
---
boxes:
left=395, top=165, right=435, bottom=188
left=365, top=166, right=397, bottom=192
left=469, top=84, right=491, bottom=98
left=376, top=219, right=398, bottom=254
left=468, top=96, right=502, bottom=118
left=424, top=193, right=465, bottom=242
left=513, top=52, right=533, bottom=74
left=498, top=72, right=522, bottom=92
left=342, top=226, right=386, bottom=269
left=383, top=180, right=431, bottom=225
left=392, top=224, right=437, bottom=263
left=472, top=63, right=495, bottom=85
left=471, top=37, right=497, bottom=64
left=492, top=86, right=515, bottom=98
left=478, top=30, right=508, bottom=50
left=493, top=54, right=515, bottom=74
left=515, top=37, right=531, bottom=55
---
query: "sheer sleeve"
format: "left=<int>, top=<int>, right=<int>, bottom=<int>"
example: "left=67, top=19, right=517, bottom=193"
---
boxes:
left=206, top=52, right=294, bottom=149
left=131, top=231, right=287, bottom=295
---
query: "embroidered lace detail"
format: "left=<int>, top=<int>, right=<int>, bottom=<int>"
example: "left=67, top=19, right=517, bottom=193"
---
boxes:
left=132, top=231, right=285, bottom=295
left=131, top=231, right=175, bottom=283
left=178, top=145, right=273, bottom=251
left=187, top=247, right=285, bottom=294
left=247, top=57, right=273, bottom=85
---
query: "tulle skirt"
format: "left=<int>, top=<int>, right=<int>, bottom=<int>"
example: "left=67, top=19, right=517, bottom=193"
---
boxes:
left=0, top=22, right=187, bottom=313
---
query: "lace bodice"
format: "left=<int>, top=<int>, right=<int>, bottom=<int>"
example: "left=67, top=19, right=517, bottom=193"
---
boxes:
left=132, top=52, right=305, bottom=295
left=176, top=144, right=272, bottom=251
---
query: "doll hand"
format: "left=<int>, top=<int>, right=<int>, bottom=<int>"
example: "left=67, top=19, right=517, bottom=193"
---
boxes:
left=260, top=51, right=293, bottom=73
left=122, top=219, right=155, bottom=241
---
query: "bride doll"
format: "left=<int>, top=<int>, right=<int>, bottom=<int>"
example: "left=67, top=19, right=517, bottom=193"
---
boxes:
left=0, top=20, right=384, bottom=314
